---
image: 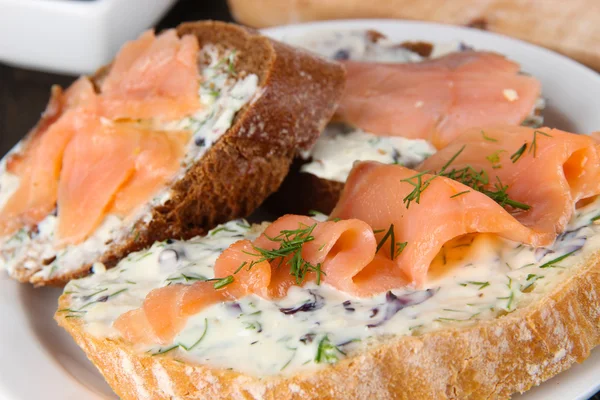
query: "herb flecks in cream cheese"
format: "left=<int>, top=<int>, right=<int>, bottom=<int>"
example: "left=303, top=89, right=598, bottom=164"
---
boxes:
left=63, top=198, right=600, bottom=377
left=0, top=45, right=259, bottom=281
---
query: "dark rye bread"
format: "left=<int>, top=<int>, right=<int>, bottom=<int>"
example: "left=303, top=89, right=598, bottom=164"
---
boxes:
left=8, top=21, right=345, bottom=286
left=265, top=36, right=434, bottom=216
left=55, top=245, right=600, bottom=399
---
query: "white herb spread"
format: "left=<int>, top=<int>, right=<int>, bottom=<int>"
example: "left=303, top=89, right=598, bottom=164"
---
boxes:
left=0, top=45, right=259, bottom=281
left=301, top=125, right=436, bottom=183
left=62, top=198, right=600, bottom=377
left=286, top=30, right=544, bottom=182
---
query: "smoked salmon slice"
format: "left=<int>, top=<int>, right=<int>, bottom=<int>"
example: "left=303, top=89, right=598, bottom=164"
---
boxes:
left=0, top=29, right=200, bottom=245
left=336, top=51, right=541, bottom=148
left=56, top=121, right=139, bottom=245
left=330, top=162, right=547, bottom=286
left=109, top=129, right=190, bottom=218
left=100, top=29, right=201, bottom=122
left=114, top=215, right=408, bottom=345
left=419, top=125, right=600, bottom=238
left=0, top=77, right=97, bottom=237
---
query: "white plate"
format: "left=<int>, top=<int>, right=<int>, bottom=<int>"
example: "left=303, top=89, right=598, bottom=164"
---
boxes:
left=1, top=19, right=600, bottom=400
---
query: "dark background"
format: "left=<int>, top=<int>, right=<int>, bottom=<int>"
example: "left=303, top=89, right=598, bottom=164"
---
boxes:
left=0, top=1, right=598, bottom=399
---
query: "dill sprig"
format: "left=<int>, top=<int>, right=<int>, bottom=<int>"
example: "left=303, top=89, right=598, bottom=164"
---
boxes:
left=481, top=130, right=498, bottom=142
left=441, top=167, right=531, bottom=210
left=213, top=223, right=325, bottom=289
left=529, top=130, right=552, bottom=158
left=399, top=145, right=466, bottom=208
left=315, top=335, right=345, bottom=364
left=539, top=250, right=577, bottom=269
left=510, top=143, right=527, bottom=163
left=375, top=224, right=407, bottom=260
left=511, top=130, right=552, bottom=163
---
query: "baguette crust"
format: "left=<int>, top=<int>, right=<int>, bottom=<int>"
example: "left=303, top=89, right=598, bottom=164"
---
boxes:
left=227, top=0, right=600, bottom=72
left=6, top=21, right=345, bottom=286
left=56, top=251, right=600, bottom=399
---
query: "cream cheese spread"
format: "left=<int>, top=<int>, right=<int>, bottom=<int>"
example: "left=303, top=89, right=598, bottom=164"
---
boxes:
left=63, top=198, right=600, bottom=377
left=0, top=45, right=260, bottom=281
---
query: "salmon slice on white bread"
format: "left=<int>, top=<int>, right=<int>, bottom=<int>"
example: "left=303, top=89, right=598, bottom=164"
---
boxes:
left=56, top=127, right=600, bottom=399
left=267, top=29, right=545, bottom=215
left=0, top=21, right=345, bottom=286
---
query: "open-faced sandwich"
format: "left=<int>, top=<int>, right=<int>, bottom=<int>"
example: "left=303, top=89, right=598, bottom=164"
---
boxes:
left=0, top=21, right=345, bottom=286
left=268, top=30, right=546, bottom=215
left=56, top=124, right=600, bottom=399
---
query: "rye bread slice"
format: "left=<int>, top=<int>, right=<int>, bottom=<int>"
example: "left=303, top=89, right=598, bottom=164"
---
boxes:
left=3, top=21, right=345, bottom=286
left=55, top=242, right=600, bottom=399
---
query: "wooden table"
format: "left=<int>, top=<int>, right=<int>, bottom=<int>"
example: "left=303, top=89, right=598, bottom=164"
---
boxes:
left=0, top=1, right=598, bottom=398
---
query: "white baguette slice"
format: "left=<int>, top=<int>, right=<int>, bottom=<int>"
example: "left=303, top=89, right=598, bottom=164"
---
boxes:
left=226, top=0, right=600, bottom=72
left=0, top=21, right=345, bottom=287
left=56, top=231, right=600, bottom=400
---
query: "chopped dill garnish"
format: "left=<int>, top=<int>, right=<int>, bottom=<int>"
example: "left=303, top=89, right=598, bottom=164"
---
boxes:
left=134, top=252, right=152, bottom=262
left=183, top=319, right=209, bottom=351
left=281, top=351, right=296, bottom=371
left=498, top=291, right=515, bottom=310
left=315, top=335, right=345, bottom=364
left=539, top=250, right=577, bottom=268
left=373, top=228, right=386, bottom=234
left=395, top=241, right=408, bottom=258
left=213, top=275, right=234, bottom=289
left=591, top=214, right=600, bottom=222
left=435, top=317, right=465, bottom=322
left=376, top=224, right=395, bottom=257
left=375, top=225, right=407, bottom=260
left=529, top=130, right=552, bottom=158
left=521, top=274, right=544, bottom=292
left=485, top=149, right=506, bottom=168
left=211, top=226, right=236, bottom=236
left=227, top=50, right=237, bottom=76
left=510, top=143, right=527, bottom=163
left=441, top=168, right=530, bottom=210
left=215, top=223, right=325, bottom=289
left=399, top=146, right=466, bottom=208
left=236, top=221, right=251, bottom=229
left=450, top=190, right=470, bottom=198
left=151, top=319, right=209, bottom=355
left=481, top=130, right=498, bottom=142
left=459, top=281, right=490, bottom=290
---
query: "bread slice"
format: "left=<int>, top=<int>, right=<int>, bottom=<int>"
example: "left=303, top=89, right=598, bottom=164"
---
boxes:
left=0, top=21, right=345, bottom=286
left=55, top=225, right=600, bottom=399
left=227, top=0, right=600, bottom=72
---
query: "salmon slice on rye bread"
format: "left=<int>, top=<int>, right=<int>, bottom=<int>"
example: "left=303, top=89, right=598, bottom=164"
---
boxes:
left=266, top=29, right=545, bottom=216
left=56, top=125, right=600, bottom=398
left=0, top=21, right=345, bottom=286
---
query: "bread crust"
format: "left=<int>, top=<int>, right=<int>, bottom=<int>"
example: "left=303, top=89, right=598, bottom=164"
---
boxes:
left=5, top=21, right=345, bottom=286
left=265, top=159, right=343, bottom=215
left=56, top=250, right=600, bottom=399
left=227, top=0, right=600, bottom=72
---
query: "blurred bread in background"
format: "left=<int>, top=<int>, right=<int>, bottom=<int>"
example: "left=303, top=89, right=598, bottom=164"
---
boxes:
left=227, top=0, right=600, bottom=71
